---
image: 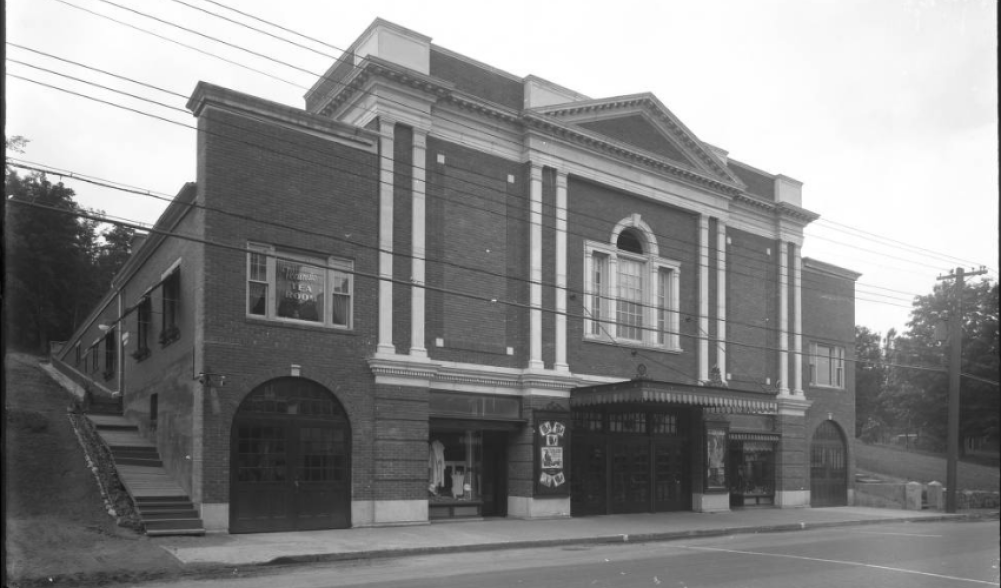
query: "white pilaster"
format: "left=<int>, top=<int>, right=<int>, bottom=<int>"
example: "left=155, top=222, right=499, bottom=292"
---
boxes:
left=528, top=164, right=545, bottom=369
left=778, top=242, right=790, bottom=395
left=792, top=245, right=803, bottom=395
left=410, top=129, right=428, bottom=359
left=716, top=220, right=726, bottom=382
left=377, top=118, right=396, bottom=355
left=554, top=171, right=569, bottom=372
left=698, top=215, right=710, bottom=382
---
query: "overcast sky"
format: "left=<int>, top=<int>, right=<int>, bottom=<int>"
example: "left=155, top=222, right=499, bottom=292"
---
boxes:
left=6, top=0, right=998, bottom=336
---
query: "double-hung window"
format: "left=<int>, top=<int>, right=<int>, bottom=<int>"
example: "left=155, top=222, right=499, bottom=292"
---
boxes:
left=585, top=224, right=681, bottom=350
left=160, top=268, right=181, bottom=346
left=103, top=328, right=116, bottom=380
left=134, top=296, right=152, bottom=360
left=809, top=343, right=845, bottom=388
left=247, top=243, right=354, bottom=329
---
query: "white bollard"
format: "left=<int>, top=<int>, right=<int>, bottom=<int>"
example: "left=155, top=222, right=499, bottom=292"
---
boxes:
left=905, top=481, right=923, bottom=510
left=927, top=481, right=944, bottom=511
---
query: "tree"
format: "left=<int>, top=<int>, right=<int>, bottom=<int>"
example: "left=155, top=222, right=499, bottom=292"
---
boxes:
left=5, top=168, right=96, bottom=351
left=854, top=325, right=888, bottom=440
left=884, top=278, right=1000, bottom=451
left=93, top=223, right=136, bottom=288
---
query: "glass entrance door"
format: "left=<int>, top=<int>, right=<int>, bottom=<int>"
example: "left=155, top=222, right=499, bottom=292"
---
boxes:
left=653, top=440, right=687, bottom=511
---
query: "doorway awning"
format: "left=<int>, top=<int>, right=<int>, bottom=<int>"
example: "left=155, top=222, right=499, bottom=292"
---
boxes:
left=571, top=379, right=777, bottom=413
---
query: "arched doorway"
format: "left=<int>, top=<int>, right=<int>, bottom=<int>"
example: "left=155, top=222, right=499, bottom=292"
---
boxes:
left=810, top=420, right=847, bottom=507
left=230, top=378, right=351, bottom=533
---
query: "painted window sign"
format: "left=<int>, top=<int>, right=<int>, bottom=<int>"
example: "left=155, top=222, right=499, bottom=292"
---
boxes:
left=247, top=244, right=353, bottom=329
left=535, top=415, right=570, bottom=496
left=277, top=260, right=324, bottom=322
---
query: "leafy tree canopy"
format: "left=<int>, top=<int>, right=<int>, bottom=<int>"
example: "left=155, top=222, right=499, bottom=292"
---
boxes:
left=859, top=277, right=999, bottom=450
left=5, top=139, right=135, bottom=352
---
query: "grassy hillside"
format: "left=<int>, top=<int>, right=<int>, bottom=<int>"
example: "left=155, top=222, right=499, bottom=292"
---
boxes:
left=855, top=442, right=1000, bottom=491
left=4, top=353, right=182, bottom=585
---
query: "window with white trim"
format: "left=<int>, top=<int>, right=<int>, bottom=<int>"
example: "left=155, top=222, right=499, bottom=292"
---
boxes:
left=809, top=343, right=845, bottom=388
left=584, top=221, right=681, bottom=350
left=247, top=243, right=353, bottom=329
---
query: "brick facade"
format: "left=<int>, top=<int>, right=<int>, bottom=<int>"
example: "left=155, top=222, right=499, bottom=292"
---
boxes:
left=53, top=18, right=858, bottom=532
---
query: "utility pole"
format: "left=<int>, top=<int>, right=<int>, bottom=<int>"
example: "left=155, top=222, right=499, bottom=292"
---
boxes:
left=936, top=266, right=987, bottom=513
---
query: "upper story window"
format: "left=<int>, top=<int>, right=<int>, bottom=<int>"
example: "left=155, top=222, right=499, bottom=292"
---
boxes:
left=809, top=343, right=845, bottom=389
left=103, top=328, right=116, bottom=380
left=585, top=217, right=681, bottom=350
left=160, top=268, right=181, bottom=346
left=247, top=243, right=353, bottom=329
left=134, top=296, right=152, bottom=361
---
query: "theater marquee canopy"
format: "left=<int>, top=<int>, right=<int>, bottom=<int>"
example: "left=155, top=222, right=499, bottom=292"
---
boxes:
left=571, top=379, right=778, bottom=414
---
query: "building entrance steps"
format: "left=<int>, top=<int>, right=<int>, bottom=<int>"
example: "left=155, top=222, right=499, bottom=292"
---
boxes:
left=85, top=414, right=205, bottom=536
left=154, top=507, right=995, bottom=568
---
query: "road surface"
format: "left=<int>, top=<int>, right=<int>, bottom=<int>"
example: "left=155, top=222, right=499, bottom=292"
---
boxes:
left=141, top=519, right=999, bottom=587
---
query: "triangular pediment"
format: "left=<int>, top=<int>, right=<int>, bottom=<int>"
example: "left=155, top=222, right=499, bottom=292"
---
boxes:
left=529, top=94, right=743, bottom=188
left=578, top=114, right=697, bottom=168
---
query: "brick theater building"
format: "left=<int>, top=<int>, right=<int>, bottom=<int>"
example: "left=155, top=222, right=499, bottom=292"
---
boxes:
left=53, top=19, right=859, bottom=533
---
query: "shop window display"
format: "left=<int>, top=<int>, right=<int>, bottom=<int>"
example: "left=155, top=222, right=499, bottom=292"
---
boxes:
left=428, top=430, right=483, bottom=519
left=729, top=441, right=775, bottom=506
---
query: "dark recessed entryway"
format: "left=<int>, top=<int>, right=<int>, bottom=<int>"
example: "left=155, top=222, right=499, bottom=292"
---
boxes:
left=810, top=420, right=847, bottom=507
left=230, top=377, right=351, bottom=533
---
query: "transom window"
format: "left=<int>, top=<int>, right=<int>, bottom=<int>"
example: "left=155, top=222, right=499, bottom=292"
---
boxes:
left=247, top=243, right=353, bottom=329
left=809, top=343, right=845, bottom=389
left=585, top=219, right=680, bottom=350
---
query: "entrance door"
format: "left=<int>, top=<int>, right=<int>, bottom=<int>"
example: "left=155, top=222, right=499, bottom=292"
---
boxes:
left=609, top=438, right=650, bottom=514
left=231, top=378, right=351, bottom=533
left=653, top=440, right=687, bottom=511
left=570, top=437, right=607, bottom=515
left=810, top=421, right=847, bottom=507
left=480, top=431, right=508, bottom=517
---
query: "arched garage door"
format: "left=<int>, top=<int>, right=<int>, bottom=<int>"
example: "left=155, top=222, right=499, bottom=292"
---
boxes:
left=230, top=378, right=350, bottom=533
left=810, top=420, right=847, bottom=507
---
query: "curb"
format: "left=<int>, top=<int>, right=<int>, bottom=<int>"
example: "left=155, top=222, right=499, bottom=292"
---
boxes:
left=262, top=511, right=1000, bottom=566
left=12, top=512, right=998, bottom=586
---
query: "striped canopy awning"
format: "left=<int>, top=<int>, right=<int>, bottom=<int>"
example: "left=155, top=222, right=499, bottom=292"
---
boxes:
left=730, top=432, right=781, bottom=442
left=571, top=379, right=777, bottom=414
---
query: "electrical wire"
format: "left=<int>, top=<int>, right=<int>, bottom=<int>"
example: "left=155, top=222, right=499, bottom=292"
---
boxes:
left=6, top=196, right=967, bottom=378
left=179, top=0, right=1000, bottom=279
left=2, top=63, right=925, bottom=309
left=33, top=1, right=996, bottom=282
left=7, top=26, right=982, bottom=293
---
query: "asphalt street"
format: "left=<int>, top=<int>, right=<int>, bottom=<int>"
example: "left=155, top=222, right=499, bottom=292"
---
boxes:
left=139, top=519, right=999, bottom=588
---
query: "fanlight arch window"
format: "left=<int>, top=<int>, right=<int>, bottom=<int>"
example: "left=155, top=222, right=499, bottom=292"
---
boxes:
left=585, top=215, right=681, bottom=350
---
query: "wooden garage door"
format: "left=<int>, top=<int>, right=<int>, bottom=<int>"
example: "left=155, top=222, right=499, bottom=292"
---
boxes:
left=230, top=378, right=350, bottom=533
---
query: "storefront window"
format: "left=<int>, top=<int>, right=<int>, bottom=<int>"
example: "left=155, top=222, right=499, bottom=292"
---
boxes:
left=729, top=441, right=775, bottom=506
left=428, top=430, right=483, bottom=518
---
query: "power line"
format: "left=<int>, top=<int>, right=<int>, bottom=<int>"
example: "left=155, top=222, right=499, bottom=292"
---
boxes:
left=6, top=193, right=960, bottom=378
left=815, top=217, right=998, bottom=275
left=13, top=4, right=989, bottom=285
left=3, top=64, right=921, bottom=309
left=176, top=0, right=1000, bottom=279
left=48, top=0, right=304, bottom=87
left=11, top=157, right=910, bottom=343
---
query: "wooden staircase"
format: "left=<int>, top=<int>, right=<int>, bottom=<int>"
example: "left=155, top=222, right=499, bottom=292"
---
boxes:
left=86, top=414, right=205, bottom=536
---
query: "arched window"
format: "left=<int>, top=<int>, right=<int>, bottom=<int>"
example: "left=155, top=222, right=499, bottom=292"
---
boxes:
left=585, top=215, right=681, bottom=349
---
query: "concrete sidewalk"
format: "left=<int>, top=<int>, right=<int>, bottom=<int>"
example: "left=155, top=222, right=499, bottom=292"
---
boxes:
left=153, top=507, right=998, bottom=567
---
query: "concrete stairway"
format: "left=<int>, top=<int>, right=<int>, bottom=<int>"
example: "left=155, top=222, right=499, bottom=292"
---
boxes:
left=86, top=414, right=205, bottom=536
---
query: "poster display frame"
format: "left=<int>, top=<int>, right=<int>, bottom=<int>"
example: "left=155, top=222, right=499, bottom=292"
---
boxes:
left=533, top=410, right=571, bottom=497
